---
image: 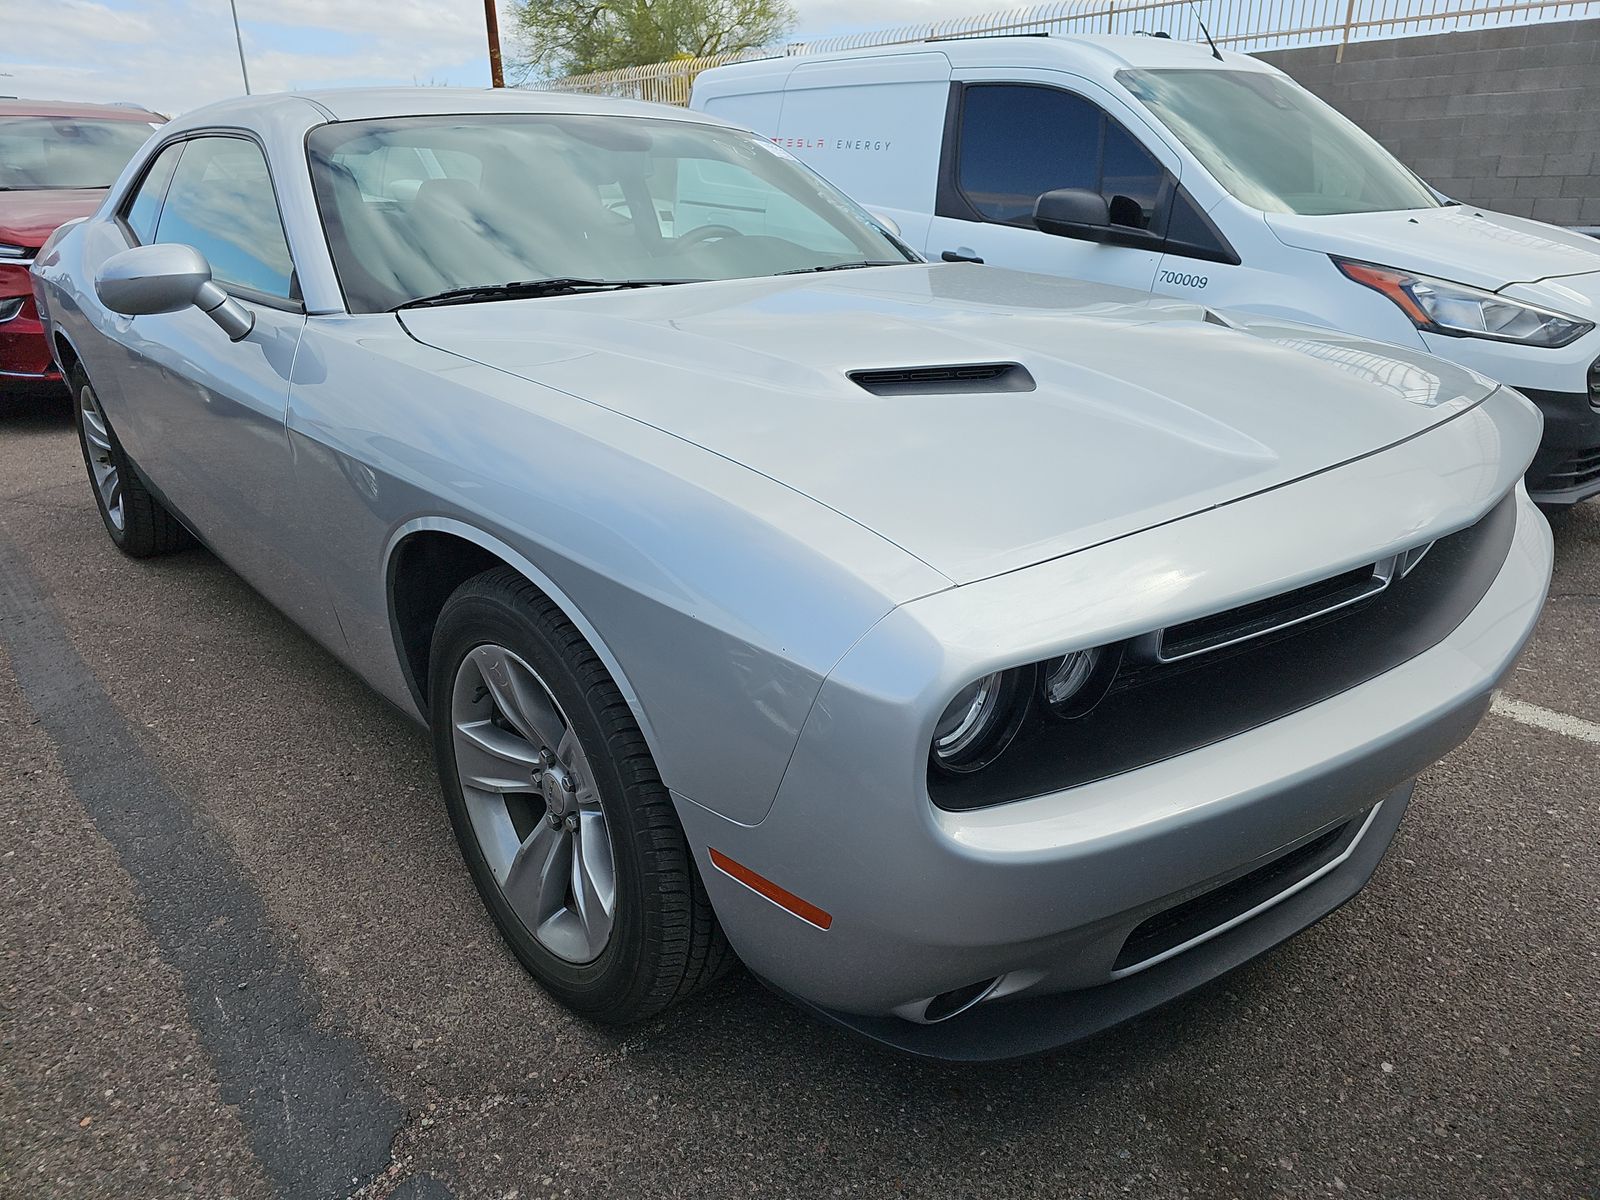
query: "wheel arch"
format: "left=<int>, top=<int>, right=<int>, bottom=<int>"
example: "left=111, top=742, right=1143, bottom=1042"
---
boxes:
left=383, top=517, right=662, bottom=763
left=53, top=328, right=84, bottom=380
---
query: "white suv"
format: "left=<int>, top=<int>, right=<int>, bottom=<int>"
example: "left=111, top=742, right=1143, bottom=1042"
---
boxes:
left=692, top=33, right=1600, bottom=504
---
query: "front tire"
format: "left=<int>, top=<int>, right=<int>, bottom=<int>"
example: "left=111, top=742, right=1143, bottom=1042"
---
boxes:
left=429, top=567, right=730, bottom=1023
left=69, top=364, right=188, bottom=558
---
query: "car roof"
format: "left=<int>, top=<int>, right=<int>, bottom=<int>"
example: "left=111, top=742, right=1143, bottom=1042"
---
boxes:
left=0, top=97, right=164, bottom=121
left=706, top=32, right=1276, bottom=84
left=168, top=86, right=734, bottom=132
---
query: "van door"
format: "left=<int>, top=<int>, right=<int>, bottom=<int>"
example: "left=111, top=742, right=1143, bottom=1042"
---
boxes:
left=929, top=74, right=1177, bottom=292
left=769, top=53, right=953, bottom=251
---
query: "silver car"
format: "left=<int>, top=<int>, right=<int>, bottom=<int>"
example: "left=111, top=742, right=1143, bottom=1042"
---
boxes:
left=32, top=88, right=1552, bottom=1059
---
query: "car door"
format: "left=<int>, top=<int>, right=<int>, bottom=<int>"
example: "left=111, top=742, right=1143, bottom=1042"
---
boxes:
left=927, top=76, right=1173, bottom=292
left=104, top=133, right=340, bottom=645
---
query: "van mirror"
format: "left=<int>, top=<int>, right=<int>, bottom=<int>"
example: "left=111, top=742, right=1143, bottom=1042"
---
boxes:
left=1033, top=188, right=1111, bottom=238
left=867, top=209, right=902, bottom=239
left=1034, top=189, right=1162, bottom=250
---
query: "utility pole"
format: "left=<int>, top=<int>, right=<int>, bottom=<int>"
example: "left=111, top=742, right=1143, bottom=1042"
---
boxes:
left=484, top=0, right=506, bottom=87
left=228, top=0, right=252, bottom=94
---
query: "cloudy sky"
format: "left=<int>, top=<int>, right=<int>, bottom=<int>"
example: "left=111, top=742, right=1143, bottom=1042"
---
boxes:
left=0, top=0, right=988, bottom=115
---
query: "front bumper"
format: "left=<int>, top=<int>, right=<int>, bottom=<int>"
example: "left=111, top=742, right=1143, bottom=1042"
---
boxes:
left=776, top=781, right=1414, bottom=1061
left=1518, top=385, right=1600, bottom=505
left=674, top=393, right=1551, bottom=1059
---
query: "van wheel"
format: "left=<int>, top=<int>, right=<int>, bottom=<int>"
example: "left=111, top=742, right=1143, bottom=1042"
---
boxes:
left=69, top=365, right=188, bottom=557
left=429, top=566, right=731, bottom=1023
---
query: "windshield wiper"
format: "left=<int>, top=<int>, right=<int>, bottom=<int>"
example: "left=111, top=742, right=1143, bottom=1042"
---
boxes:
left=393, top=277, right=699, bottom=311
left=774, top=260, right=910, bottom=276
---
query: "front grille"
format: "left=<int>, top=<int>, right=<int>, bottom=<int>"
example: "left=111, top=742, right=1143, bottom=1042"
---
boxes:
left=1113, top=812, right=1365, bottom=972
left=930, top=493, right=1518, bottom=810
left=1546, top=446, right=1600, bottom=492
left=1160, top=563, right=1385, bottom=660
left=847, top=361, right=1035, bottom=396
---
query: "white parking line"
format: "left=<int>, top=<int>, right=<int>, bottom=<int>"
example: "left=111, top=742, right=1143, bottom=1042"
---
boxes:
left=1491, top=693, right=1600, bottom=746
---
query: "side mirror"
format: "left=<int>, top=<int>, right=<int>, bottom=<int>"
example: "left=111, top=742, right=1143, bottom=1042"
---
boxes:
left=1033, top=188, right=1162, bottom=249
left=867, top=209, right=902, bottom=239
left=1033, top=188, right=1111, bottom=238
left=95, top=243, right=254, bottom=341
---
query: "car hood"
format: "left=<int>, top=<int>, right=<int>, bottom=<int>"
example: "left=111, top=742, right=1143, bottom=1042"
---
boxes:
left=0, top=188, right=106, bottom=249
left=1499, top=268, right=1600, bottom=319
left=400, top=264, right=1498, bottom=585
left=1266, top=205, right=1600, bottom=293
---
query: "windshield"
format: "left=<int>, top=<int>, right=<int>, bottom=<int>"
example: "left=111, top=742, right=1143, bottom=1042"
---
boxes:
left=1118, top=69, right=1440, bottom=216
left=0, top=116, right=156, bottom=190
left=308, top=114, right=916, bottom=312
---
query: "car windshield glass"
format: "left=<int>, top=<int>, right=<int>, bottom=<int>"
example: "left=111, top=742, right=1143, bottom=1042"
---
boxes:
left=307, top=113, right=916, bottom=313
left=0, top=116, right=156, bottom=190
left=1117, top=68, right=1440, bottom=216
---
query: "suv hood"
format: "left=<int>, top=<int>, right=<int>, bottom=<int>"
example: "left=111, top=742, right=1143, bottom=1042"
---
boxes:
left=400, top=264, right=1497, bottom=584
left=1267, top=205, right=1600, bottom=293
left=0, top=188, right=106, bottom=249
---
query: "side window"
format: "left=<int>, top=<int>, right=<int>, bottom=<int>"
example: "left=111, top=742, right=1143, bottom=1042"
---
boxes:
left=154, top=136, right=296, bottom=302
left=1163, top=186, right=1236, bottom=262
left=957, top=86, right=1099, bottom=224
left=1101, top=122, right=1165, bottom=230
left=956, top=84, right=1167, bottom=230
left=122, top=141, right=185, bottom=245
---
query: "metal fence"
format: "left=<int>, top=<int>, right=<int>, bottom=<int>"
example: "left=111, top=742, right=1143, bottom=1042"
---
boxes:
left=544, top=0, right=1600, bottom=104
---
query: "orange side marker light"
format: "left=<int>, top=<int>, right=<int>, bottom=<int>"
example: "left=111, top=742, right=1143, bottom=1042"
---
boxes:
left=708, top=848, right=833, bottom=931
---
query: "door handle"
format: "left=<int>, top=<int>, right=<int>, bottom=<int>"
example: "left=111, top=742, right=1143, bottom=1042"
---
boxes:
left=940, top=249, right=984, bottom=264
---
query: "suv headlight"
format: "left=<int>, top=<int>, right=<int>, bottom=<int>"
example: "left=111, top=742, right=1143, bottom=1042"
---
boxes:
left=1334, top=257, right=1593, bottom=348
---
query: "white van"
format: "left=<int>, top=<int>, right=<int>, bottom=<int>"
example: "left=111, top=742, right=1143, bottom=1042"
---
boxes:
left=692, top=34, right=1600, bottom=504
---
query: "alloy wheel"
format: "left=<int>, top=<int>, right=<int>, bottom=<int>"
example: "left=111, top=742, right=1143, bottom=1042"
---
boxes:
left=450, top=643, right=617, bottom=963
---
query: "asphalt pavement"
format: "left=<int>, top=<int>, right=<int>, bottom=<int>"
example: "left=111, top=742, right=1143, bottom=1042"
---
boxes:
left=1, top=384, right=1595, bottom=1200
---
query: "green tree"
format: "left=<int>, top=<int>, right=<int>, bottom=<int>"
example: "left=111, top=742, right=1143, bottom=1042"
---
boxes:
left=512, top=0, right=795, bottom=79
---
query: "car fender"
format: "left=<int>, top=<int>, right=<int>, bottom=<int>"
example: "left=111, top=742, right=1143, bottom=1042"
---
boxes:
left=381, top=514, right=664, bottom=762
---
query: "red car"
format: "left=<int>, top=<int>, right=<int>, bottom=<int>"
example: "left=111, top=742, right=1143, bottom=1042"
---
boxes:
left=1, top=98, right=163, bottom=389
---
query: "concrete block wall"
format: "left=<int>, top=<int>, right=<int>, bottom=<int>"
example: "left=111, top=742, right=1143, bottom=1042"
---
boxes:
left=1258, top=18, right=1600, bottom=226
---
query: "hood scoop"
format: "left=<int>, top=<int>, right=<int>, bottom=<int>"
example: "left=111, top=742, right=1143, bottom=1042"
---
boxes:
left=847, top=361, right=1035, bottom=397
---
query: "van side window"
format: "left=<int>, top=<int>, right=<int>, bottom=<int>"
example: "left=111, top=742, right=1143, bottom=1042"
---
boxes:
left=955, top=84, right=1165, bottom=230
left=1101, top=122, right=1165, bottom=230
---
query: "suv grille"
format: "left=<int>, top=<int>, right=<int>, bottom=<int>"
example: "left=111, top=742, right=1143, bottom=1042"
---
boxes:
left=1545, top=446, right=1600, bottom=493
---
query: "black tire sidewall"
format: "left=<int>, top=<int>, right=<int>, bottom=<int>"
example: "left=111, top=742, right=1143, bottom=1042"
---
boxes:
left=428, top=582, right=657, bottom=1015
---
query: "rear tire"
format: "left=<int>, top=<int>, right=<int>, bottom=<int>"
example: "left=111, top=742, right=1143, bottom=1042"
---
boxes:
left=429, top=566, right=731, bottom=1023
left=69, top=364, right=188, bottom=558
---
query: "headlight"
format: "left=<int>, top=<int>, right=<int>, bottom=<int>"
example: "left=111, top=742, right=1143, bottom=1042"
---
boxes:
left=931, top=646, right=1123, bottom=774
left=931, top=668, right=1031, bottom=773
left=1042, top=649, right=1098, bottom=707
left=0, top=244, right=29, bottom=260
left=1333, top=257, right=1593, bottom=348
